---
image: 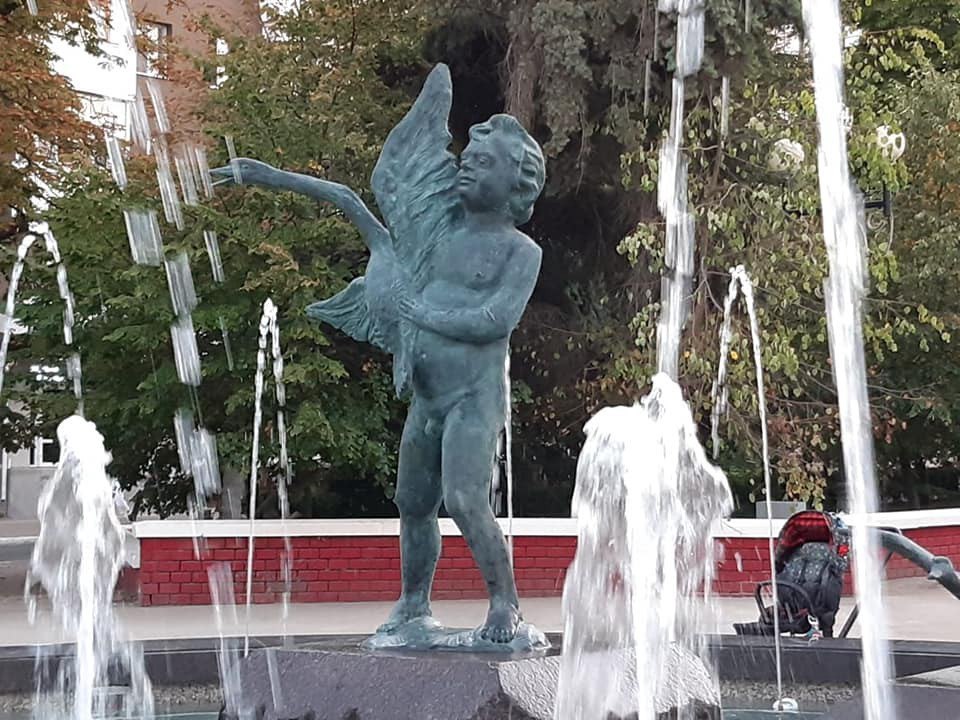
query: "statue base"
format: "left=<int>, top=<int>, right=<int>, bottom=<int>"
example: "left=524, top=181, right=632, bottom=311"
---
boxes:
left=219, top=641, right=720, bottom=720
left=361, top=616, right=550, bottom=653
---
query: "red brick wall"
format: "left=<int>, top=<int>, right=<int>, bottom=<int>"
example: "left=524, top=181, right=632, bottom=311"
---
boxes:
left=137, top=526, right=960, bottom=606
left=138, top=535, right=575, bottom=607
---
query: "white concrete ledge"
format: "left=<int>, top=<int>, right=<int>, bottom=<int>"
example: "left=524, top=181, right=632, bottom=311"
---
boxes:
left=133, top=508, right=960, bottom=540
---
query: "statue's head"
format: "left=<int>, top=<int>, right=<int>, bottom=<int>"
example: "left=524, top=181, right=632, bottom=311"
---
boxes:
left=457, top=115, right=545, bottom=225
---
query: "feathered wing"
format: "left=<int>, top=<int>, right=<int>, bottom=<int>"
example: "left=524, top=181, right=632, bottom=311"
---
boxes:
left=371, top=63, right=459, bottom=291
left=305, top=277, right=391, bottom=354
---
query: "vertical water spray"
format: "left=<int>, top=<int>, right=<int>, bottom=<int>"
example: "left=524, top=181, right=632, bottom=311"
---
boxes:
left=208, top=563, right=243, bottom=716
left=802, top=2, right=895, bottom=717
left=27, top=416, right=154, bottom=720
left=556, top=374, right=732, bottom=720
left=268, top=304, right=294, bottom=639
left=656, top=0, right=705, bottom=379
left=245, top=299, right=292, bottom=653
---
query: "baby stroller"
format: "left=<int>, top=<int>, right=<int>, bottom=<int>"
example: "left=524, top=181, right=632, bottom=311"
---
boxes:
left=733, top=510, right=850, bottom=638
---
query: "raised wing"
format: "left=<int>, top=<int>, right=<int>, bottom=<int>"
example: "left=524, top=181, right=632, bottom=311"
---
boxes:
left=371, top=64, right=459, bottom=292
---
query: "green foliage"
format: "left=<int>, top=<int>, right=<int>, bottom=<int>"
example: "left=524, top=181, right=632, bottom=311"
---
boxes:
left=3, top=0, right=426, bottom=517
left=6, top=0, right=960, bottom=519
left=430, top=0, right=960, bottom=513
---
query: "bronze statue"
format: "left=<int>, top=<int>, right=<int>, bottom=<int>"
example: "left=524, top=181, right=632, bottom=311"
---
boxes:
left=212, top=64, right=547, bottom=650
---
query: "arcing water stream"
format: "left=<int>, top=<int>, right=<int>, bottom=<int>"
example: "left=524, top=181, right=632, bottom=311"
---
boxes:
left=710, top=266, right=793, bottom=710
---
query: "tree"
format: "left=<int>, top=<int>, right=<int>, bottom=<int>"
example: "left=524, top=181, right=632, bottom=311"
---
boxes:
left=4, top=0, right=428, bottom=517
left=8, top=0, right=960, bottom=518
left=1, top=0, right=104, bottom=455
left=0, top=0, right=102, bottom=242
left=425, top=0, right=960, bottom=513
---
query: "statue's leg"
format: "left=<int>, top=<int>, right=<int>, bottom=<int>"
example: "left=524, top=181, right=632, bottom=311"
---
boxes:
left=377, top=400, right=443, bottom=633
left=441, top=399, right=521, bottom=643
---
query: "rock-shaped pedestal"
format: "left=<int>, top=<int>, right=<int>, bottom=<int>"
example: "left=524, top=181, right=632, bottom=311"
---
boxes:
left=222, top=642, right=720, bottom=720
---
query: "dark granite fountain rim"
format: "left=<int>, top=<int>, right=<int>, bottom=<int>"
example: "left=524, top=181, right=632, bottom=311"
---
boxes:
left=0, top=634, right=958, bottom=694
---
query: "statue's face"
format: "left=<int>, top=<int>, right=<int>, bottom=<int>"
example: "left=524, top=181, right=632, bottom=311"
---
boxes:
left=456, top=133, right=516, bottom=213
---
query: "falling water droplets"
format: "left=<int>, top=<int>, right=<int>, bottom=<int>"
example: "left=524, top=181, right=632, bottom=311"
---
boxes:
left=154, top=140, right=184, bottom=231
left=204, top=230, right=225, bottom=283
left=145, top=78, right=170, bottom=135
left=174, top=409, right=222, bottom=501
left=170, top=316, right=202, bottom=387
left=224, top=135, right=243, bottom=184
left=219, top=315, right=235, bottom=371
left=105, top=132, right=127, bottom=190
left=165, top=252, right=198, bottom=317
left=130, top=90, right=152, bottom=154
left=194, top=146, right=215, bottom=199
left=123, top=209, right=164, bottom=266
left=720, top=76, right=731, bottom=139
left=208, top=563, right=242, bottom=714
left=175, top=155, right=199, bottom=207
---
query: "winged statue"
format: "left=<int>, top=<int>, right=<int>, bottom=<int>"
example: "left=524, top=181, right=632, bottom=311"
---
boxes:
left=212, top=63, right=549, bottom=650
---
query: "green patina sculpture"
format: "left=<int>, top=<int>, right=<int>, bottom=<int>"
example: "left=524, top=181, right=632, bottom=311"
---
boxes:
left=212, top=64, right=547, bottom=650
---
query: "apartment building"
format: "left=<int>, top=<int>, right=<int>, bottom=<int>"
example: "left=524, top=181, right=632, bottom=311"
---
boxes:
left=134, top=0, right=262, bottom=137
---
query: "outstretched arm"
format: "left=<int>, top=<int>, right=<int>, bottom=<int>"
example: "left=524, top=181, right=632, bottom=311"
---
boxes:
left=399, top=242, right=542, bottom=345
left=212, top=159, right=389, bottom=251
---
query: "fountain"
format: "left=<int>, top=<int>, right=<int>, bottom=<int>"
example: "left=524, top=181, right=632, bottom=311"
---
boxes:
left=555, top=374, right=732, bottom=719
left=8, top=0, right=960, bottom=718
left=26, top=416, right=153, bottom=720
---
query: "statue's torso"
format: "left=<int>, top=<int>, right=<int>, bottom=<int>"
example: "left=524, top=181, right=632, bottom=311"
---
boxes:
left=412, top=226, right=522, bottom=403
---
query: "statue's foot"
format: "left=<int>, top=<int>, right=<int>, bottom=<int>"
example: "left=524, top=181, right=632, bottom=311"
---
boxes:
left=479, top=601, right=521, bottom=644
left=376, top=595, right=432, bottom=634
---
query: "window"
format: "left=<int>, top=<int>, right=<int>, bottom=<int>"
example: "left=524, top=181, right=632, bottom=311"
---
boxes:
left=31, top=437, right=60, bottom=466
left=138, top=21, right=172, bottom=78
left=205, top=37, right=230, bottom=88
